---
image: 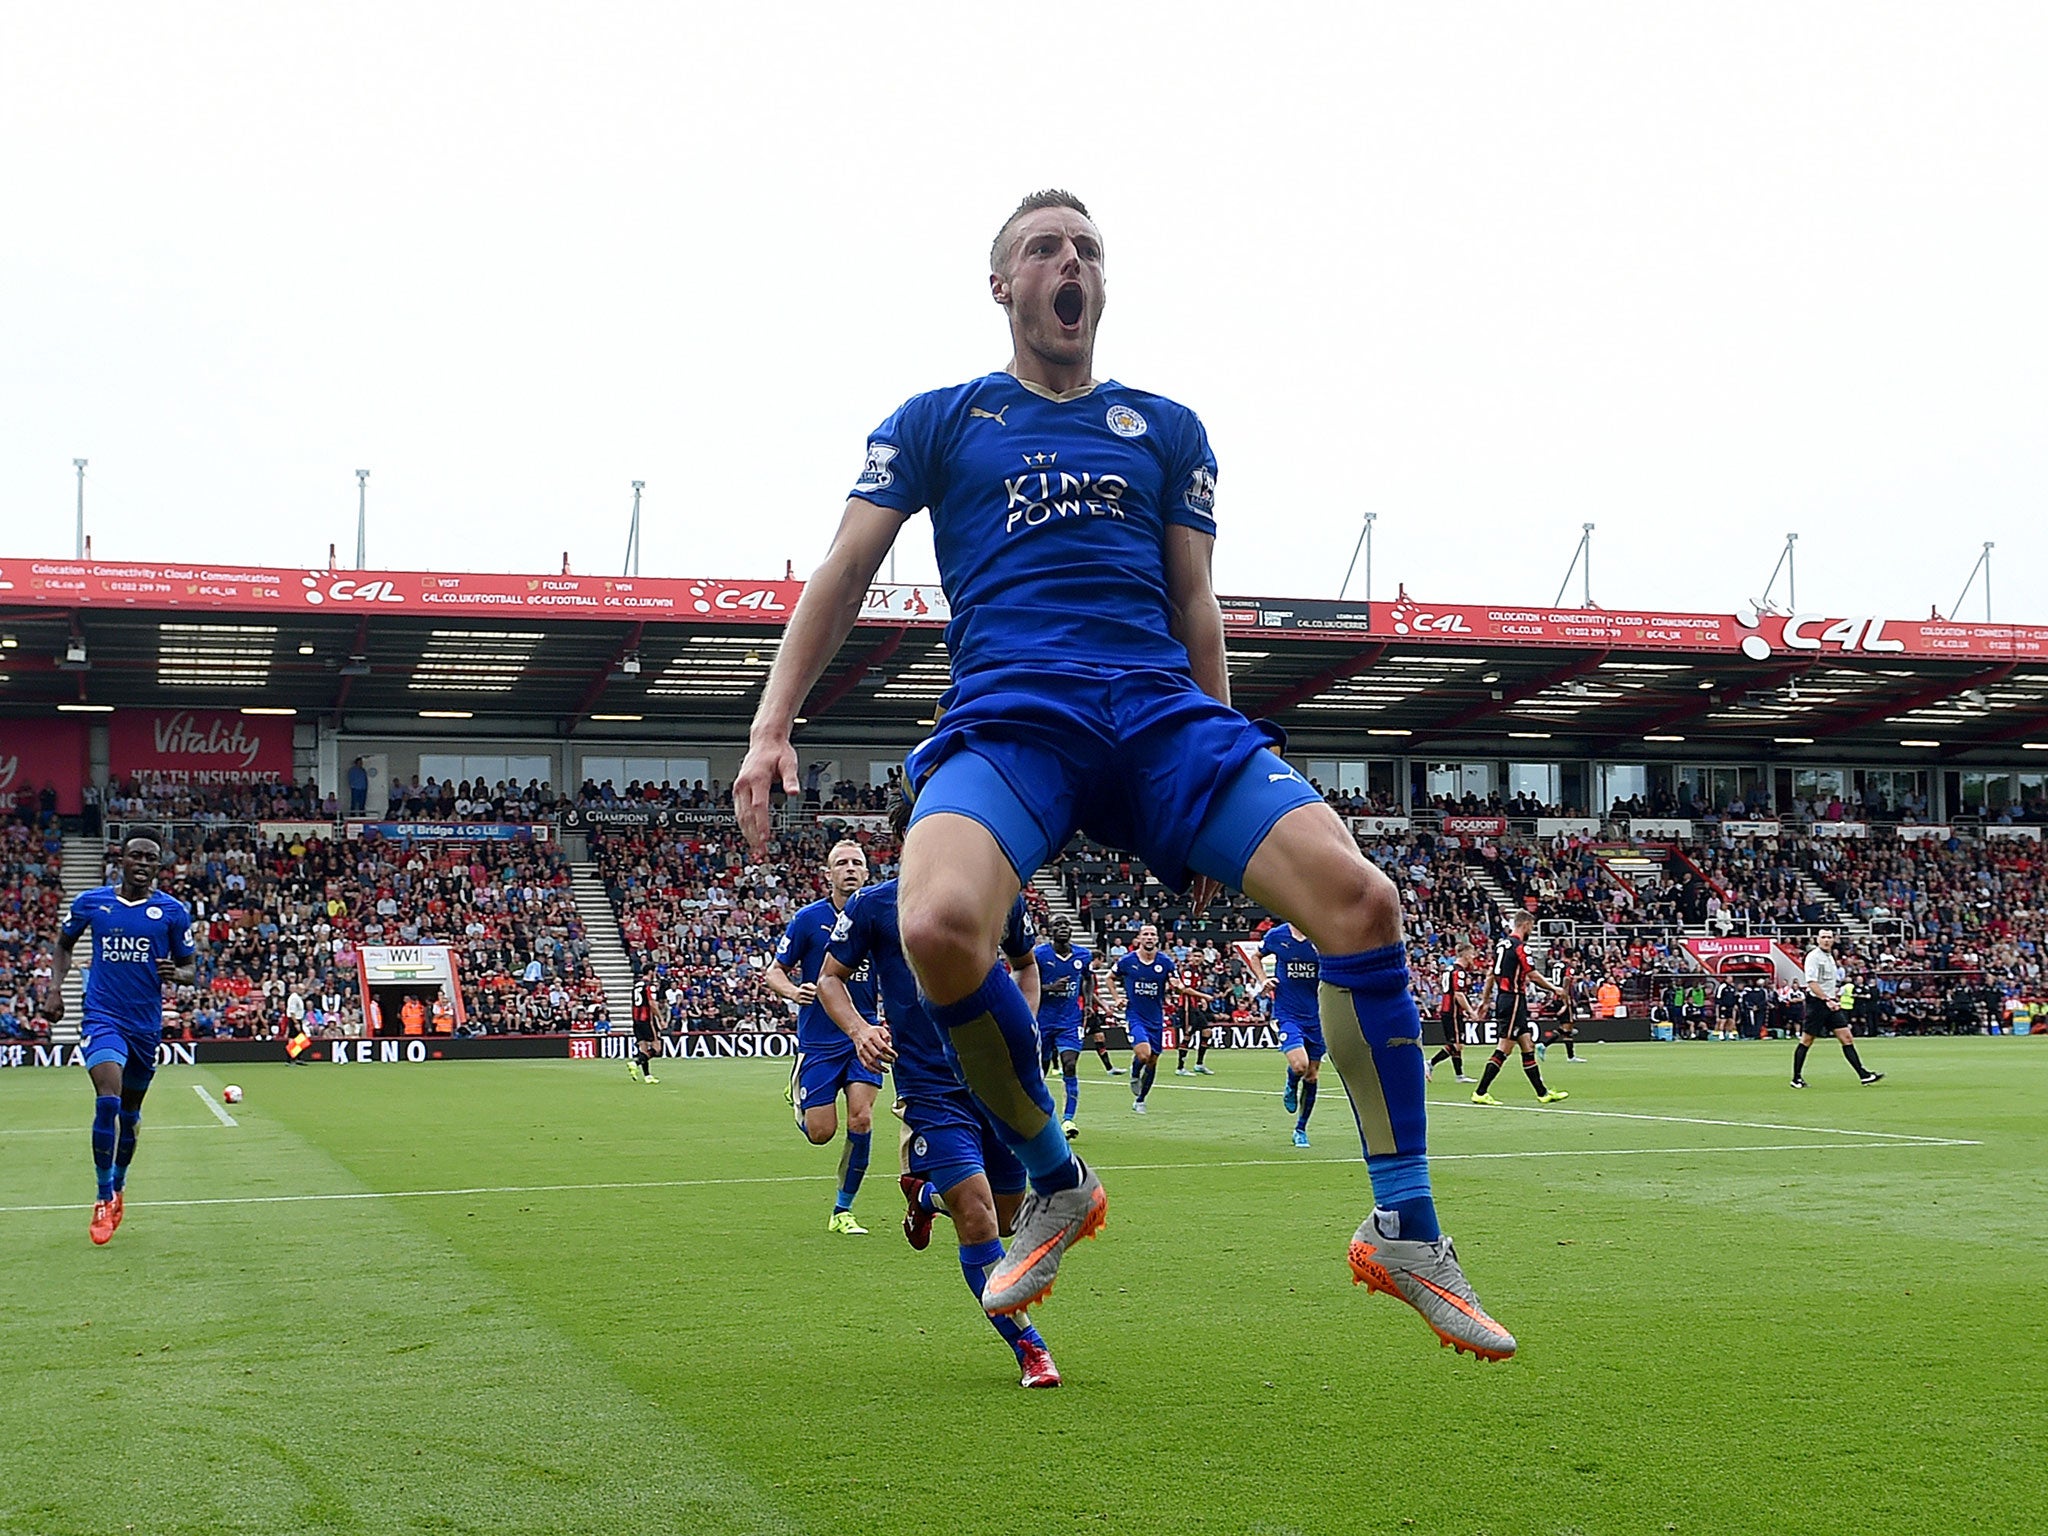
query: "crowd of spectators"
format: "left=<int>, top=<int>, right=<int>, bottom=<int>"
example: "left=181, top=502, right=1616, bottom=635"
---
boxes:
left=107, top=823, right=602, bottom=1041
left=98, top=774, right=330, bottom=827
left=383, top=775, right=564, bottom=823
left=595, top=822, right=906, bottom=1030
left=572, top=763, right=903, bottom=815
left=0, top=805, right=64, bottom=1042
left=15, top=766, right=2048, bottom=1051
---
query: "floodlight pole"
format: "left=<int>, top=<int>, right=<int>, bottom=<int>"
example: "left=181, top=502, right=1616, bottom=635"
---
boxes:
left=1948, top=541, right=1995, bottom=622
left=355, top=470, right=369, bottom=569
left=1552, top=523, right=1594, bottom=608
left=1759, top=532, right=1798, bottom=612
left=73, top=459, right=87, bottom=558
left=623, top=480, right=644, bottom=576
left=1338, top=511, right=1375, bottom=602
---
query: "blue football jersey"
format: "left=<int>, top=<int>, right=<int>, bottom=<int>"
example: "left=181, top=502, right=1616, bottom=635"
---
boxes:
left=1033, top=942, right=1092, bottom=1028
left=1114, top=950, right=1175, bottom=1030
left=774, top=897, right=878, bottom=1048
left=827, top=880, right=1033, bottom=1101
left=62, top=886, right=195, bottom=1036
left=1260, top=925, right=1321, bottom=1023
left=851, top=373, right=1218, bottom=679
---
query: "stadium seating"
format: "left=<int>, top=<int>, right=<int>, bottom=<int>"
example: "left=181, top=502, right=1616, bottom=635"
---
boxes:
left=106, top=822, right=602, bottom=1040
left=0, top=806, right=65, bottom=1042
left=31, top=771, right=2047, bottom=1041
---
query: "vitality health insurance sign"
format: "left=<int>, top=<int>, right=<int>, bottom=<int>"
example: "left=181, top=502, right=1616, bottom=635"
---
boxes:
left=108, top=710, right=293, bottom=783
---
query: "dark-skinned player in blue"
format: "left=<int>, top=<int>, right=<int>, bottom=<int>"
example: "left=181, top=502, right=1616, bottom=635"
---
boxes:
left=765, top=839, right=882, bottom=1234
left=737, top=190, right=1516, bottom=1359
left=1259, top=922, right=1325, bottom=1148
left=816, top=823, right=1062, bottom=1388
left=1112, top=924, right=1177, bottom=1116
left=1033, top=914, right=1093, bottom=1139
left=42, top=834, right=196, bottom=1245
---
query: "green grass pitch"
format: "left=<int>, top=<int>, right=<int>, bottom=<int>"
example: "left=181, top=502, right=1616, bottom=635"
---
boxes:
left=4, top=1039, right=2044, bottom=1536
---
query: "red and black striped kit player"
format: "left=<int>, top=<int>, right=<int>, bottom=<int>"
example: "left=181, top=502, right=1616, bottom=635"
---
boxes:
left=1426, top=943, right=1476, bottom=1083
left=1472, top=913, right=1567, bottom=1105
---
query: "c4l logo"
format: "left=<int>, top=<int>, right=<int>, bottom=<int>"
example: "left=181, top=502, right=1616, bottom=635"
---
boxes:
left=969, top=405, right=1009, bottom=425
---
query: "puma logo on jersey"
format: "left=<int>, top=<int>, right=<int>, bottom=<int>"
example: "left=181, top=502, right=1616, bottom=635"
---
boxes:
left=969, top=405, right=1009, bottom=425
left=1268, top=769, right=1300, bottom=783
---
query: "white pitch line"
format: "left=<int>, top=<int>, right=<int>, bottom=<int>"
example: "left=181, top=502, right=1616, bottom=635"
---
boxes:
left=192, top=1084, right=238, bottom=1127
left=0, top=1138, right=1976, bottom=1216
left=1154, top=1080, right=1968, bottom=1144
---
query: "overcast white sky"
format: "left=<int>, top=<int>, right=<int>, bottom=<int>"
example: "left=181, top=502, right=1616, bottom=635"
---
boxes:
left=4, top=3, right=2044, bottom=621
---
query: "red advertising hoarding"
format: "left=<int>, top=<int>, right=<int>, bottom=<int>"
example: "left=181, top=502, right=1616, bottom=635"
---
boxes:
left=0, top=717, right=88, bottom=814
left=109, top=709, right=294, bottom=783
left=1440, top=815, right=1509, bottom=836
left=7, top=555, right=2048, bottom=660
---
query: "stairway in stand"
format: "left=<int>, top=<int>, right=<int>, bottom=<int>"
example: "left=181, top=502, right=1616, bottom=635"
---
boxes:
left=1795, top=870, right=1869, bottom=941
left=569, top=862, right=637, bottom=1028
left=1030, top=868, right=1083, bottom=931
left=53, top=837, right=108, bottom=1045
left=1462, top=862, right=1521, bottom=929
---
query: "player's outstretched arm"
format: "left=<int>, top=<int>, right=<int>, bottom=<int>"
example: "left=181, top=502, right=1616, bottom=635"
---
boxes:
left=1163, top=525, right=1229, bottom=708
left=736, top=498, right=904, bottom=851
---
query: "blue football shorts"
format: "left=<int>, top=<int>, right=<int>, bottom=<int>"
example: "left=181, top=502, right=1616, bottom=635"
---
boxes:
left=904, top=664, right=1321, bottom=888
left=1276, top=1012, right=1327, bottom=1061
left=904, top=1089, right=1026, bottom=1197
left=1125, top=1014, right=1165, bottom=1051
left=789, top=1037, right=885, bottom=1121
left=81, top=1018, right=161, bottom=1093
left=1036, top=1011, right=1084, bottom=1057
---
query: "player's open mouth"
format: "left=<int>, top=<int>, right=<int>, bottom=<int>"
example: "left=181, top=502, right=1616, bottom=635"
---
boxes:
left=1053, top=282, right=1086, bottom=328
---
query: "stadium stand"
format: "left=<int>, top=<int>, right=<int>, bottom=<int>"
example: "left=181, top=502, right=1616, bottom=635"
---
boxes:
left=20, top=769, right=2045, bottom=1045
left=0, top=804, right=64, bottom=1043
left=83, top=816, right=602, bottom=1040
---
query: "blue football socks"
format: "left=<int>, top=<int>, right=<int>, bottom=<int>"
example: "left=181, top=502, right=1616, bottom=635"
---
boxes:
left=1296, top=1076, right=1318, bottom=1134
left=835, top=1130, right=871, bottom=1213
left=113, top=1108, right=141, bottom=1193
left=91, top=1095, right=120, bottom=1202
left=960, top=1238, right=1045, bottom=1357
left=1320, top=944, right=1441, bottom=1244
left=1062, top=1070, right=1079, bottom=1123
left=928, top=966, right=1079, bottom=1195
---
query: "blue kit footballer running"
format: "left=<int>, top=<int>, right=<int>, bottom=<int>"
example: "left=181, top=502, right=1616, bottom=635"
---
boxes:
left=44, top=835, right=196, bottom=1245
left=818, top=860, right=1062, bottom=1388
left=1261, top=923, right=1325, bottom=1147
left=1032, top=914, right=1092, bottom=1137
left=766, top=839, right=883, bottom=1233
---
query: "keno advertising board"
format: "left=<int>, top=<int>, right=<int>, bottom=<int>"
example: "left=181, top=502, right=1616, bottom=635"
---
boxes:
left=0, top=717, right=88, bottom=814
left=109, top=709, right=293, bottom=783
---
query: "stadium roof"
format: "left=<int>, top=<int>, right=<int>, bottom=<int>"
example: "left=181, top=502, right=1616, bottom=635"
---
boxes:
left=4, top=557, right=2048, bottom=760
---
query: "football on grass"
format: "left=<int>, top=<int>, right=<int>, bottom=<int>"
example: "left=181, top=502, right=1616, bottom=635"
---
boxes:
left=221, top=1085, right=244, bottom=1104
